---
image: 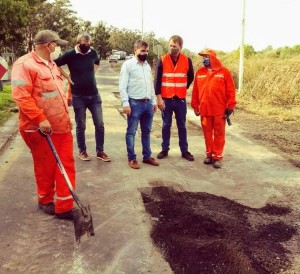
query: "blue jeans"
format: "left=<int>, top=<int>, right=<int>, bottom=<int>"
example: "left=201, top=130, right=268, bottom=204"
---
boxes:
left=126, top=99, right=154, bottom=161
left=72, top=93, right=105, bottom=153
left=161, top=98, right=188, bottom=153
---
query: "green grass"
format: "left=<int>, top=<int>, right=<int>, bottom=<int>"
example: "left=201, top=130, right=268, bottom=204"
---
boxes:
left=0, top=84, right=16, bottom=126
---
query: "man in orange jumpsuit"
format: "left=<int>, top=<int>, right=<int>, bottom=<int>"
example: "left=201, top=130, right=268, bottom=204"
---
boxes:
left=191, top=49, right=236, bottom=168
left=12, top=30, right=77, bottom=219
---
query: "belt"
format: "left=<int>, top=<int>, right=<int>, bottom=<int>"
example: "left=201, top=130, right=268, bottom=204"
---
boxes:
left=163, top=95, right=183, bottom=100
left=129, top=98, right=150, bottom=102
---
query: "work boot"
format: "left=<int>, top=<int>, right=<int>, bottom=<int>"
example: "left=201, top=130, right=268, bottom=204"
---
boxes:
left=157, top=150, right=168, bottom=159
left=203, top=157, right=213, bottom=165
left=38, top=202, right=55, bottom=215
left=213, top=160, right=222, bottom=169
left=56, top=208, right=79, bottom=220
left=182, top=151, right=194, bottom=161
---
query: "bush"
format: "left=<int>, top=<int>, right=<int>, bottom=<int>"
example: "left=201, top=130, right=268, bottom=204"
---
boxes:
left=0, top=84, right=16, bottom=126
left=241, top=56, right=300, bottom=105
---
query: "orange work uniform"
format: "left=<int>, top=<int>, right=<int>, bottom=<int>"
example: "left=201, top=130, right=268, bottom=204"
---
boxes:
left=11, top=51, right=75, bottom=213
left=191, top=49, right=236, bottom=161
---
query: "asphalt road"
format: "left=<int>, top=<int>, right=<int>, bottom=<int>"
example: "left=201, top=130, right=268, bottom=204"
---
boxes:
left=0, top=60, right=299, bottom=273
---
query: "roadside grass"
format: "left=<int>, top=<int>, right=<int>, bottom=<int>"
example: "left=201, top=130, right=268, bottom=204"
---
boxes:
left=236, top=96, right=300, bottom=122
left=0, top=85, right=16, bottom=126
left=236, top=55, right=300, bottom=122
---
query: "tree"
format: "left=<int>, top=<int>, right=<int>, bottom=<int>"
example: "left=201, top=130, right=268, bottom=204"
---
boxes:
left=30, top=0, right=80, bottom=49
left=0, top=0, right=46, bottom=55
left=92, top=22, right=111, bottom=59
left=108, top=27, right=141, bottom=54
left=233, top=44, right=256, bottom=59
left=0, top=0, right=82, bottom=56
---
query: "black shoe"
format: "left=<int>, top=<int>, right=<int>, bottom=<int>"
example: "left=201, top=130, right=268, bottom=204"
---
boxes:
left=203, top=157, right=213, bottom=165
left=157, top=150, right=168, bottom=159
left=56, top=208, right=79, bottom=220
left=182, top=151, right=194, bottom=161
left=143, top=157, right=159, bottom=166
left=38, top=202, right=55, bottom=215
left=213, top=160, right=222, bottom=169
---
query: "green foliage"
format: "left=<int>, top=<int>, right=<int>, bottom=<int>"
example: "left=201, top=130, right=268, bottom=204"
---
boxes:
left=108, top=27, right=142, bottom=55
left=240, top=56, right=300, bottom=105
left=92, top=22, right=111, bottom=59
left=0, top=85, right=16, bottom=125
left=26, top=0, right=80, bottom=51
left=0, top=0, right=31, bottom=54
left=234, top=44, right=256, bottom=59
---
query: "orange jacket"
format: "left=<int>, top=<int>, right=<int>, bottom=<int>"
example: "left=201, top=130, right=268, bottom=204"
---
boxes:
left=161, top=53, right=189, bottom=98
left=11, top=51, right=72, bottom=133
left=191, top=51, right=236, bottom=116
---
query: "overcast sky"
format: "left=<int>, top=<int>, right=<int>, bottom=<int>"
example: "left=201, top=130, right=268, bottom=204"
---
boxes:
left=68, top=0, right=300, bottom=53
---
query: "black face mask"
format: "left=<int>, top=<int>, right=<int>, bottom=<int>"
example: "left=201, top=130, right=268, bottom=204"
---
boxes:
left=79, top=44, right=90, bottom=54
left=203, top=58, right=211, bottom=67
left=137, top=54, right=147, bottom=62
left=169, top=48, right=180, bottom=56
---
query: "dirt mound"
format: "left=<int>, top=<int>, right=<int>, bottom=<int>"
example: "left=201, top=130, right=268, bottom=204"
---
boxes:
left=232, top=108, right=300, bottom=168
left=140, top=186, right=297, bottom=274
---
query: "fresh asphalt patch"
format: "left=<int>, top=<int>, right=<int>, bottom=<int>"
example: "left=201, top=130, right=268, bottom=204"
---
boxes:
left=140, top=186, right=297, bottom=273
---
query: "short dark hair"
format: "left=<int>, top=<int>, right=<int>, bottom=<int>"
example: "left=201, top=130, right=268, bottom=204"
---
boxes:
left=169, top=35, right=183, bottom=47
left=134, top=40, right=148, bottom=49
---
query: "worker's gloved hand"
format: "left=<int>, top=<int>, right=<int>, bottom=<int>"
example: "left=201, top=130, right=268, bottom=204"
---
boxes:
left=225, top=109, right=234, bottom=116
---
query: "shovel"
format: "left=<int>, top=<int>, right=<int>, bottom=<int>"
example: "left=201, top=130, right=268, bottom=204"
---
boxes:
left=38, top=129, right=95, bottom=243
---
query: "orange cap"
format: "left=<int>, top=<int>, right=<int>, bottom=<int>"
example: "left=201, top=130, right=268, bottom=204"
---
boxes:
left=198, top=49, right=217, bottom=57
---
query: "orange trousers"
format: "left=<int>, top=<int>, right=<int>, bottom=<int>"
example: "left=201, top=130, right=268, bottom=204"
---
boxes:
left=201, top=116, right=226, bottom=161
left=20, top=131, right=75, bottom=213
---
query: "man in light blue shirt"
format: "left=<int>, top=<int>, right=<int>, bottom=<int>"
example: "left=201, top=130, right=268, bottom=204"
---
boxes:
left=119, top=40, right=159, bottom=169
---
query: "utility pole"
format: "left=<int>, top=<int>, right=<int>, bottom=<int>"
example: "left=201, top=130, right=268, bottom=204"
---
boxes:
left=238, top=0, right=246, bottom=92
left=141, top=0, right=144, bottom=39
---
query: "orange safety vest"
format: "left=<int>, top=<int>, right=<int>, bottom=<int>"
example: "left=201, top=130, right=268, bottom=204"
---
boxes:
left=161, top=53, right=189, bottom=98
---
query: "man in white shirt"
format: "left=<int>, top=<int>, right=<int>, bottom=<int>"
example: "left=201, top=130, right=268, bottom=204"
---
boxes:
left=119, top=40, right=159, bottom=169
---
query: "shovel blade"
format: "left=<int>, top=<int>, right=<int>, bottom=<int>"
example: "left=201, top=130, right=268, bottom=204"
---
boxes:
left=73, top=204, right=95, bottom=243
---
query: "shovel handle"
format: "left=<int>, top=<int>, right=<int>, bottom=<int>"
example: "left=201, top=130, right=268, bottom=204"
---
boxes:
left=37, top=128, right=84, bottom=209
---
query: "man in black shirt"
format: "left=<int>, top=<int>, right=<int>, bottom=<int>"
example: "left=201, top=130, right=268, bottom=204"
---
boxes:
left=55, top=32, right=111, bottom=162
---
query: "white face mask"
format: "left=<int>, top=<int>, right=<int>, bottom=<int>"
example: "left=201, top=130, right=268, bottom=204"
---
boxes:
left=49, top=44, right=61, bottom=60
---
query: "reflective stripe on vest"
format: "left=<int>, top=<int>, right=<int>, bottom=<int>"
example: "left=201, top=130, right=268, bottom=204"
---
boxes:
left=162, top=82, right=187, bottom=87
left=162, top=73, right=187, bottom=77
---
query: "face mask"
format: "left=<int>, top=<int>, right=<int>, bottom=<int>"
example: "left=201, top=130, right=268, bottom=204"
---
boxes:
left=49, top=44, right=61, bottom=60
left=203, top=58, right=210, bottom=67
left=137, top=54, right=147, bottom=62
left=169, top=48, right=180, bottom=55
left=79, top=44, right=90, bottom=54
